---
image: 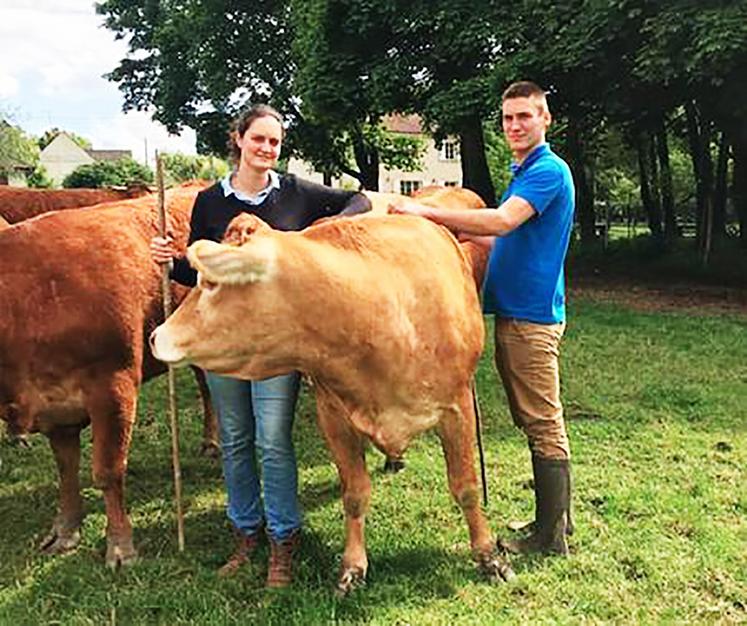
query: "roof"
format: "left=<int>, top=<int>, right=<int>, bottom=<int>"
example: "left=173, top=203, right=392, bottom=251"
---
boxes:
left=87, top=149, right=132, bottom=162
left=382, top=114, right=423, bottom=135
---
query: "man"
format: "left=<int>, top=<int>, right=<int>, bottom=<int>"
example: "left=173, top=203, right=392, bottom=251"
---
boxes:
left=390, top=81, right=575, bottom=555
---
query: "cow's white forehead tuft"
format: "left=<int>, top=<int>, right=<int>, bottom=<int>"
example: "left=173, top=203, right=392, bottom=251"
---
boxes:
left=187, top=238, right=277, bottom=285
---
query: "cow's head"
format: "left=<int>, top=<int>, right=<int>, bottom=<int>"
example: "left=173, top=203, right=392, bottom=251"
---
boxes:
left=150, top=214, right=294, bottom=378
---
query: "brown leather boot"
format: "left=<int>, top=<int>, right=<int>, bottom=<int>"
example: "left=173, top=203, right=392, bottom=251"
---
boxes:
left=500, top=456, right=571, bottom=556
left=217, top=528, right=263, bottom=577
left=266, top=530, right=301, bottom=588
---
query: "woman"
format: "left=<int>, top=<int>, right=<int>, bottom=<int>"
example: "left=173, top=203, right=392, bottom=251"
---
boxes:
left=151, top=104, right=370, bottom=587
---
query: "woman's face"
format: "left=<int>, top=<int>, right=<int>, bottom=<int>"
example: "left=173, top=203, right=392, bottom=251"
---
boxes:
left=236, top=115, right=283, bottom=173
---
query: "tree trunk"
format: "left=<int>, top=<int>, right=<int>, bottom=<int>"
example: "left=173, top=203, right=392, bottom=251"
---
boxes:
left=459, top=116, right=495, bottom=205
left=655, top=121, right=677, bottom=241
left=351, top=126, right=380, bottom=191
left=323, top=171, right=333, bottom=186
left=684, top=100, right=714, bottom=261
left=713, top=132, right=730, bottom=244
left=636, top=131, right=664, bottom=247
left=566, top=116, right=595, bottom=245
left=733, top=140, right=747, bottom=246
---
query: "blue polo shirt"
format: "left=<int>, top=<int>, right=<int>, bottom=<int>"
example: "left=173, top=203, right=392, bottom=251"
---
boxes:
left=482, top=143, right=575, bottom=324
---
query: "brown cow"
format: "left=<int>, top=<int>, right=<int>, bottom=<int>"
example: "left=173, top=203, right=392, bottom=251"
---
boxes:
left=0, top=185, right=218, bottom=457
left=0, top=183, right=216, bottom=567
left=150, top=212, right=515, bottom=592
left=0, top=185, right=150, bottom=224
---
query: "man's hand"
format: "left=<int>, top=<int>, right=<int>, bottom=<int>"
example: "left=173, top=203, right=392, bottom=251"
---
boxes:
left=457, top=232, right=495, bottom=253
left=387, top=198, right=431, bottom=218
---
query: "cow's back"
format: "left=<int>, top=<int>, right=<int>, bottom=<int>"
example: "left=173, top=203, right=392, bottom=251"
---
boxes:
left=299, top=215, right=483, bottom=395
left=0, top=187, right=150, bottom=224
left=0, top=185, right=200, bottom=421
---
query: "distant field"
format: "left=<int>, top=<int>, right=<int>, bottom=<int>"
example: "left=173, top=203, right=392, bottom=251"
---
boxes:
left=1, top=296, right=745, bottom=624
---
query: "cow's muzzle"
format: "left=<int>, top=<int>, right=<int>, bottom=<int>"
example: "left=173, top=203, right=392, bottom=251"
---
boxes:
left=149, top=326, right=187, bottom=366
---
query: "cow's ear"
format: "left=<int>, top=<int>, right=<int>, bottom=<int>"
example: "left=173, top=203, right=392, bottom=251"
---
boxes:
left=223, top=214, right=270, bottom=246
left=187, top=239, right=276, bottom=284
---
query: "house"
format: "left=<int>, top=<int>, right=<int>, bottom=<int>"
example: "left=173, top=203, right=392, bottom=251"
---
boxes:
left=287, top=114, right=462, bottom=193
left=0, top=164, right=34, bottom=187
left=40, top=133, right=132, bottom=186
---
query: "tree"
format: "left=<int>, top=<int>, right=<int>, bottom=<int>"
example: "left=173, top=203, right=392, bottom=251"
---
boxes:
left=160, top=152, right=229, bottom=185
left=96, top=0, right=418, bottom=185
left=38, top=128, right=92, bottom=151
left=292, top=0, right=509, bottom=202
left=0, top=120, right=39, bottom=175
left=630, top=0, right=747, bottom=256
left=27, top=165, right=54, bottom=188
left=63, top=157, right=153, bottom=188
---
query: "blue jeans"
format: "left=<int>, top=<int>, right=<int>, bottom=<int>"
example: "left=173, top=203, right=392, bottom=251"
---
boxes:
left=205, top=371, right=301, bottom=541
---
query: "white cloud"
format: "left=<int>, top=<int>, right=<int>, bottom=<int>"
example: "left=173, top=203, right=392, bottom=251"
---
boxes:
left=0, top=2, right=196, bottom=163
left=0, top=66, right=18, bottom=98
left=90, top=110, right=197, bottom=165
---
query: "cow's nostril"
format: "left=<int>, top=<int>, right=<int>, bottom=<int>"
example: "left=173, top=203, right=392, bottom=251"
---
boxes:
left=149, top=329, right=158, bottom=354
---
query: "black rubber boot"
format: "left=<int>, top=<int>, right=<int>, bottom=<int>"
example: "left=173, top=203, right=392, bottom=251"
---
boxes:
left=500, top=456, right=571, bottom=556
left=508, top=456, right=574, bottom=536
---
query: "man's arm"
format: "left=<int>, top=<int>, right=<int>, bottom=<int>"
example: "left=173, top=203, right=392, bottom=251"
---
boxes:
left=389, top=195, right=536, bottom=236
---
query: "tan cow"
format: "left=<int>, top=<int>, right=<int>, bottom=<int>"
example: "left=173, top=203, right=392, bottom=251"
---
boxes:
left=151, top=212, right=514, bottom=592
left=365, top=185, right=491, bottom=289
left=0, top=185, right=150, bottom=224
left=0, top=183, right=216, bottom=567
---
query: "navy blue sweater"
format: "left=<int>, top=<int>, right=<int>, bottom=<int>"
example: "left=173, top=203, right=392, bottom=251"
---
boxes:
left=171, top=174, right=369, bottom=286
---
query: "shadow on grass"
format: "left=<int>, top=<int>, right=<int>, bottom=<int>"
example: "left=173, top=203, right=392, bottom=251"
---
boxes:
left=0, top=498, right=492, bottom=625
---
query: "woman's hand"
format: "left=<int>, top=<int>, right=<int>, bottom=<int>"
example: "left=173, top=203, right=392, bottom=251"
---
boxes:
left=150, top=236, right=176, bottom=264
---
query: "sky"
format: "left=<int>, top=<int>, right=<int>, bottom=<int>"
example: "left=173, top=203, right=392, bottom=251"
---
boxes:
left=0, top=0, right=197, bottom=166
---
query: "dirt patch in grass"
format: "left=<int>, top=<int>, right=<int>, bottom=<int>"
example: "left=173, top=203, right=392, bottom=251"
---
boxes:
left=570, top=275, right=747, bottom=317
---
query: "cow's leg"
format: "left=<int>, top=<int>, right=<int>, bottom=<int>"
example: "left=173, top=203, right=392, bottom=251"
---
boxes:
left=436, top=388, right=515, bottom=582
left=85, top=372, right=138, bottom=568
left=190, top=366, right=220, bottom=458
left=40, top=425, right=85, bottom=554
left=315, top=393, right=371, bottom=595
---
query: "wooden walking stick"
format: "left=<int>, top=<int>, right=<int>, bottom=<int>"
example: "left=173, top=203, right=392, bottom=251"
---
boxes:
left=156, top=151, right=185, bottom=551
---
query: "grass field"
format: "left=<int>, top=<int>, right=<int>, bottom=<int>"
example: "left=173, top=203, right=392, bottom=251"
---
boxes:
left=1, top=294, right=746, bottom=625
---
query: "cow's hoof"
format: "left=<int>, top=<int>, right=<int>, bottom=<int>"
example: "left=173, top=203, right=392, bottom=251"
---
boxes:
left=106, top=541, right=138, bottom=569
left=39, top=526, right=81, bottom=555
left=382, top=457, right=405, bottom=474
left=200, top=440, right=221, bottom=459
left=8, top=433, right=31, bottom=448
left=477, top=550, right=516, bottom=583
left=335, top=566, right=366, bottom=597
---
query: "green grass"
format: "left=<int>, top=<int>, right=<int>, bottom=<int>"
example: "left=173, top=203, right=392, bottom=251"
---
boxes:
left=1, top=297, right=746, bottom=624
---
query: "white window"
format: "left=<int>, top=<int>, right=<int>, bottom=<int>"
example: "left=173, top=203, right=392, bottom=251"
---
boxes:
left=400, top=180, right=422, bottom=196
left=441, top=141, right=460, bottom=161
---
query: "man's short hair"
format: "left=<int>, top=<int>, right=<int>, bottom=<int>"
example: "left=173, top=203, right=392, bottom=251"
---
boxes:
left=502, top=81, right=549, bottom=113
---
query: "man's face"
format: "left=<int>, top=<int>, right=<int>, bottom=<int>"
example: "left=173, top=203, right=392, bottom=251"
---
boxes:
left=502, top=96, right=550, bottom=159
